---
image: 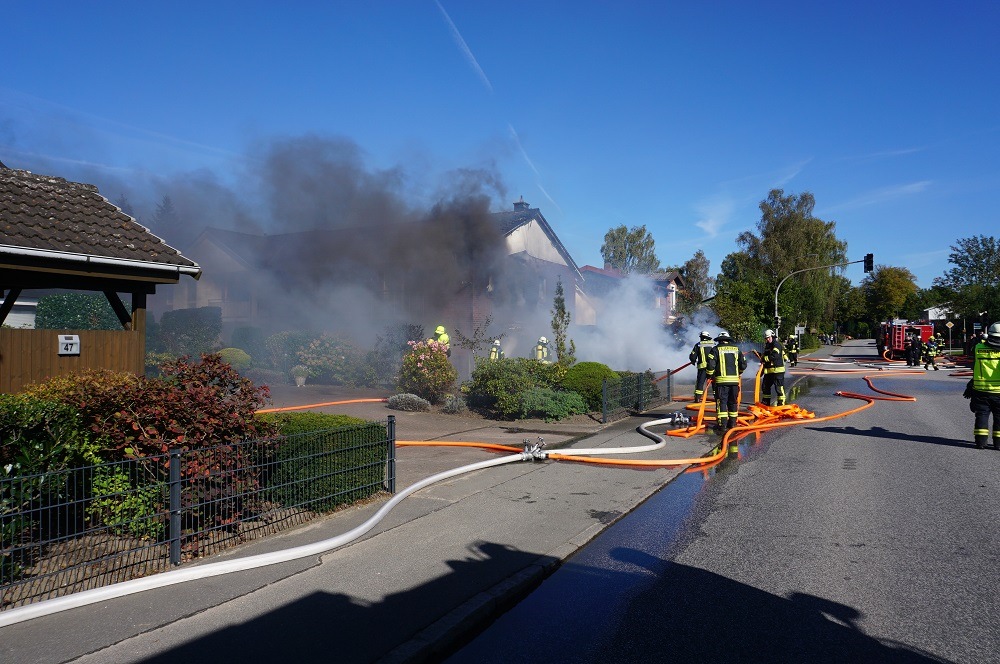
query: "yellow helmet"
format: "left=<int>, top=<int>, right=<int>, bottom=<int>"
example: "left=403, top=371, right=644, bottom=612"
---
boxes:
left=435, top=325, right=445, bottom=335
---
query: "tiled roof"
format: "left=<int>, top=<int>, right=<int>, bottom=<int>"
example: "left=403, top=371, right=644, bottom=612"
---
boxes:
left=0, top=167, right=200, bottom=275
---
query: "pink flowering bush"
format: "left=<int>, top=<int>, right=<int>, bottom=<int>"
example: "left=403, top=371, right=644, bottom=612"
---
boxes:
left=398, top=340, right=457, bottom=404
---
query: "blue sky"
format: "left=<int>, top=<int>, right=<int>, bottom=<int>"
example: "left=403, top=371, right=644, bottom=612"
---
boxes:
left=3, top=1, right=999, bottom=289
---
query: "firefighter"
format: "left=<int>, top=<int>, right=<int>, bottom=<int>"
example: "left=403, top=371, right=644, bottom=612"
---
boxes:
left=785, top=333, right=799, bottom=367
left=968, top=323, right=1000, bottom=449
left=431, top=325, right=451, bottom=357
left=534, top=336, right=550, bottom=363
left=923, top=334, right=939, bottom=370
left=906, top=328, right=921, bottom=367
left=689, top=330, right=714, bottom=402
left=706, top=331, right=746, bottom=432
left=761, top=329, right=787, bottom=406
left=488, top=338, right=504, bottom=360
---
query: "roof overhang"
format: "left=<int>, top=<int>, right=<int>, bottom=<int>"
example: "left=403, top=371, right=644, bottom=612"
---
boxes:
left=0, top=244, right=202, bottom=287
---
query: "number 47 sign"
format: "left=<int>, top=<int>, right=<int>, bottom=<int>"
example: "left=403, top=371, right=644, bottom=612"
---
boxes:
left=58, top=334, right=80, bottom=356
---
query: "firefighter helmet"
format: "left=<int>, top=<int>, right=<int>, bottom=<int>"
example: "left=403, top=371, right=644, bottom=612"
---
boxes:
left=539, top=336, right=548, bottom=344
left=492, top=338, right=501, bottom=346
left=435, top=325, right=446, bottom=335
left=715, top=331, right=732, bottom=343
left=987, top=323, right=1000, bottom=348
left=699, top=330, right=712, bottom=340
left=764, top=329, right=775, bottom=339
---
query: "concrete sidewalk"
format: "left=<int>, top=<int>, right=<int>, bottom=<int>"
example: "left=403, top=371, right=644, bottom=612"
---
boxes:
left=1, top=387, right=711, bottom=664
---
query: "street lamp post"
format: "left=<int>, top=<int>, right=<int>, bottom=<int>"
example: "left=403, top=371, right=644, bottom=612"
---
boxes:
left=773, top=255, right=872, bottom=335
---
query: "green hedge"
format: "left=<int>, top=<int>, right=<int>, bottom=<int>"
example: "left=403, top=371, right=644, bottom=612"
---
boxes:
left=259, top=413, right=389, bottom=512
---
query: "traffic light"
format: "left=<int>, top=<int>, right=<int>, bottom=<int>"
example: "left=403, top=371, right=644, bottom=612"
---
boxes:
left=863, top=253, right=874, bottom=273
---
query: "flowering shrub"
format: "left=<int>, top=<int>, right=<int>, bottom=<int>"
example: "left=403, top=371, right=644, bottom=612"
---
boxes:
left=398, top=340, right=457, bottom=404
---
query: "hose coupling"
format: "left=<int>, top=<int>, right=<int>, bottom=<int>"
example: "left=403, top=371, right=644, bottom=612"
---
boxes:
left=522, top=437, right=546, bottom=461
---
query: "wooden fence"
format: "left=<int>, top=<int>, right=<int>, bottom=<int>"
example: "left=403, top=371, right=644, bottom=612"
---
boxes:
left=0, top=328, right=144, bottom=393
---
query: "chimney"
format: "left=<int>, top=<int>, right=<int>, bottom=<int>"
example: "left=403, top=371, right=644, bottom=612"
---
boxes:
left=513, top=196, right=529, bottom=210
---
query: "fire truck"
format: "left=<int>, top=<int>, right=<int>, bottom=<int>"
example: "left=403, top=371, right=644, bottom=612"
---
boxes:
left=876, top=320, right=934, bottom=360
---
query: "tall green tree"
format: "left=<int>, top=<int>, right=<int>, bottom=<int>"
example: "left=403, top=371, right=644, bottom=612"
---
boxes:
left=712, top=251, right=771, bottom=340
left=722, top=189, right=847, bottom=336
left=676, top=249, right=715, bottom=316
left=832, top=277, right=868, bottom=338
left=932, top=235, right=1000, bottom=323
left=151, top=195, right=177, bottom=233
left=550, top=277, right=576, bottom=366
left=862, top=265, right=918, bottom=324
left=600, top=225, right=661, bottom=274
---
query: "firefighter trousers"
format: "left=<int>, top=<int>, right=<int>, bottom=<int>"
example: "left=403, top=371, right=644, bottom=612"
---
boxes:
left=970, top=391, right=1000, bottom=449
left=694, top=368, right=708, bottom=399
left=762, top=372, right=786, bottom=406
left=713, top=382, right=740, bottom=429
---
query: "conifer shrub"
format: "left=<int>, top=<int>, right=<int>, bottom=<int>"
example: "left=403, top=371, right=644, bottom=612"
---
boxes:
left=515, top=388, right=587, bottom=421
left=387, top=393, right=432, bottom=412
left=561, top=361, right=619, bottom=411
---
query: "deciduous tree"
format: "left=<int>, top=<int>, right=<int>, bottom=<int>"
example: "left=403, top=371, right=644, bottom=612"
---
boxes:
left=862, top=266, right=918, bottom=324
left=600, top=225, right=661, bottom=275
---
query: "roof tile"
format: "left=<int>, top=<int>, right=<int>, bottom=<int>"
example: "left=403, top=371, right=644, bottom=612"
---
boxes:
left=0, top=167, right=198, bottom=271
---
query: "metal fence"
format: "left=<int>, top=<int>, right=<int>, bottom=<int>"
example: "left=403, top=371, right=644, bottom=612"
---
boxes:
left=601, top=370, right=673, bottom=423
left=1, top=417, right=395, bottom=611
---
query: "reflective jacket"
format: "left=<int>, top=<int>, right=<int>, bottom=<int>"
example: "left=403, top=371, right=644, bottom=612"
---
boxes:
left=689, top=340, right=714, bottom=369
left=763, top=341, right=786, bottom=374
left=973, top=342, right=1000, bottom=393
left=489, top=345, right=504, bottom=360
left=707, top=343, right=746, bottom=385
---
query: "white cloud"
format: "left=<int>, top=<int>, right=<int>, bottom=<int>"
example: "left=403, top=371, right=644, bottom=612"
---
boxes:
left=826, top=181, right=933, bottom=212
left=694, top=197, right=734, bottom=238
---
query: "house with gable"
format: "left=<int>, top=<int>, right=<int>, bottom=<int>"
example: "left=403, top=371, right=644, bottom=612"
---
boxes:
left=579, top=263, right=684, bottom=326
left=163, top=198, right=594, bottom=375
left=0, top=163, right=201, bottom=392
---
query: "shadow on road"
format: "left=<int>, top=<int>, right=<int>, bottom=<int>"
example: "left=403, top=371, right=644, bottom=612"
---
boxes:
left=136, top=541, right=553, bottom=664
left=807, top=424, right=972, bottom=450
left=590, top=549, right=949, bottom=664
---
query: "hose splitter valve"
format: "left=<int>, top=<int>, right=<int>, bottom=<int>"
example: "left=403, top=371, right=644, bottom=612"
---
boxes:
left=522, top=437, right=546, bottom=461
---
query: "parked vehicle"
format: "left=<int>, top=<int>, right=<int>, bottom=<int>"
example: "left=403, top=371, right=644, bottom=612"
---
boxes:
left=876, top=320, right=934, bottom=360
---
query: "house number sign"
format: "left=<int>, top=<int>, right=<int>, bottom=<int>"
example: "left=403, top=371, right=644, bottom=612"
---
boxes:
left=58, top=335, right=81, bottom=356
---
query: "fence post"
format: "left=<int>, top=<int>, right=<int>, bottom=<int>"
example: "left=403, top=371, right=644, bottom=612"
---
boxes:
left=637, top=373, right=644, bottom=412
left=169, top=449, right=181, bottom=566
left=667, top=370, right=673, bottom=403
left=601, top=379, right=608, bottom=424
left=387, top=415, right=396, bottom=494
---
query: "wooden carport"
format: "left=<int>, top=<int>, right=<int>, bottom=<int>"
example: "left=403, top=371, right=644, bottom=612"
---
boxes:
left=0, top=166, right=201, bottom=393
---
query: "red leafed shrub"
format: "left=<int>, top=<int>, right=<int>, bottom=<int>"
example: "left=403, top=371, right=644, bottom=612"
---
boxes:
left=25, top=356, right=279, bottom=534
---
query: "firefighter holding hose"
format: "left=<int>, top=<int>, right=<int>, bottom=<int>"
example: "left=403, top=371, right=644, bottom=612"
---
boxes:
left=761, top=329, right=787, bottom=406
left=706, top=330, right=746, bottom=432
left=689, top=330, right=714, bottom=402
